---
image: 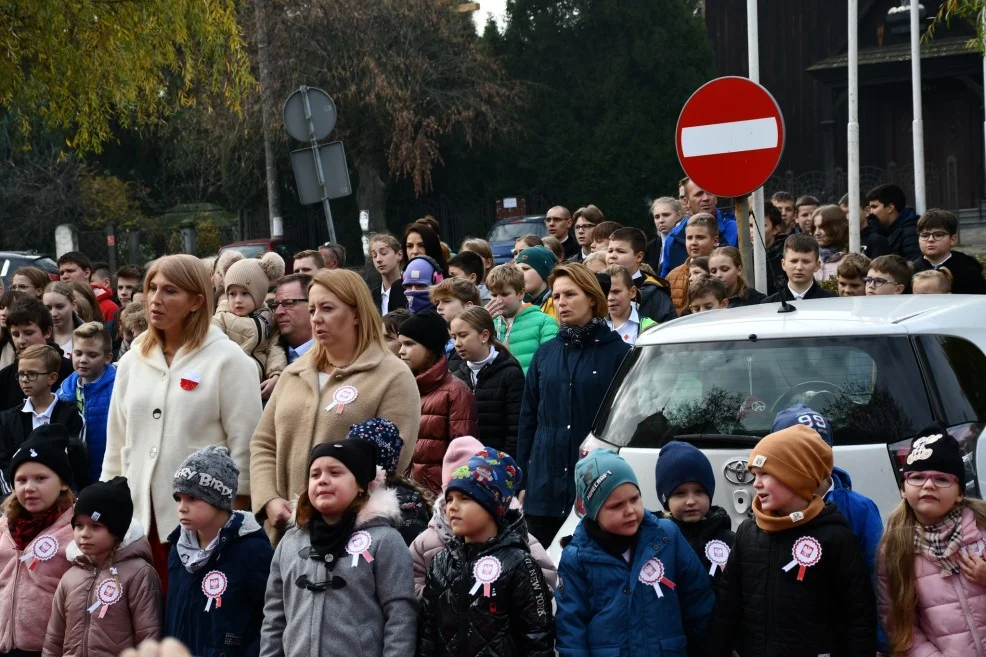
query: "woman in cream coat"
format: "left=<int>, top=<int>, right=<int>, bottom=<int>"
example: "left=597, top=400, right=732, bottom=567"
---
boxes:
left=102, top=254, right=261, bottom=580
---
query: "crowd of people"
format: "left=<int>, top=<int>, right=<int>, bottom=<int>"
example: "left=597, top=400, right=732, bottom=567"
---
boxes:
left=0, top=175, right=981, bottom=657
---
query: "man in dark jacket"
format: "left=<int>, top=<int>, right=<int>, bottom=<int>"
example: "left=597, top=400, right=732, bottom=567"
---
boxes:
left=866, top=183, right=921, bottom=261
left=910, top=208, right=986, bottom=294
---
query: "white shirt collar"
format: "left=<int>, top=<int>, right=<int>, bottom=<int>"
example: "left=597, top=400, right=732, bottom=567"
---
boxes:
left=928, top=253, right=953, bottom=268
left=22, top=396, right=58, bottom=421
left=607, top=306, right=641, bottom=344
left=787, top=282, right=812, bottom=300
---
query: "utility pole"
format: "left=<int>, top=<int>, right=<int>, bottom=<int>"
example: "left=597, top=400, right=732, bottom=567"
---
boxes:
left=911, top=0, right=926, bottom=213
left=848, top=0, right=861, bottom=253
left=255, top=0, right=283, bottom=238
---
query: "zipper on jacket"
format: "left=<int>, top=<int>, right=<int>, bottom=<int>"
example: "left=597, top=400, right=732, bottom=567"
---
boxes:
left=10, top=547, right=21, bottom=648
left=82, top=564, right=100, bottom=657
left=952, top=572, right=986, bottom=657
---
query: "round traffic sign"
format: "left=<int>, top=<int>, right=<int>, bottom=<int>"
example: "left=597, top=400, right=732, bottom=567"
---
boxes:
left=675, top=77, right=785, bottom=198
left=283, top=87, right=337, bottom=142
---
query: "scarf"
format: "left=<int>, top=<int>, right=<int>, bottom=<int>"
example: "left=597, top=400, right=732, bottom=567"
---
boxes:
left=10, top=498, right=72, bottom=550
left=914, top=506, right=965, bottom=576
left=752, top=494, right=825, bottom=533
left=466, top=346, right=498, bottom=386
left=176, top=515, right=234, bottom=574
left=583, top=517, right=637, bottom=559
left=310, top=513, right=357, bottom=570
left=405, top=290, right=435, bottom=315
left=558, top=317, right=608, bottom=349
left=432, top=497, right=457, bottom=546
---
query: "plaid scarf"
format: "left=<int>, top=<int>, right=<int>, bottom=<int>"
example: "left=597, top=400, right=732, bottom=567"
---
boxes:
left=9, top=498, right=71, bottom=550
left=914, top=506, right=965, bottom=575
left=558, top=317, right=608, bottom=348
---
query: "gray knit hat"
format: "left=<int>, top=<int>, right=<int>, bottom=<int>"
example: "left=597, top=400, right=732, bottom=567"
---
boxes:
left=173, top=446, right=239, bottom=511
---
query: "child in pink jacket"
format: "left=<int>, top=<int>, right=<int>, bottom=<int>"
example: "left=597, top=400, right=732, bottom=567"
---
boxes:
left=0, top=426, right=79, bottom=657
left=879, top=423, right=986, bottom=657
left=409, top=436, right=556, bottom=598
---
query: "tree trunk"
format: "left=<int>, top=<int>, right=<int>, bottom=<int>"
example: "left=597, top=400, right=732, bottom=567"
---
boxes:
left=254, top=0, right=282, bottom=237
left=355, top=156, right=389, bottom=233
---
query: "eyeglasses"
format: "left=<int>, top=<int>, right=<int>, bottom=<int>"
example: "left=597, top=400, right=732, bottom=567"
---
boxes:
left=16, top=371, right=53, bottom=382
left=903, top=471, right=959, bottom=488
left=574, top=223, right=596, bottom=232
left=919, top=231, right=950, bottom=241
left=862, top=276, right=895, bottom=288
left=267, top=298, right=307, bottom=311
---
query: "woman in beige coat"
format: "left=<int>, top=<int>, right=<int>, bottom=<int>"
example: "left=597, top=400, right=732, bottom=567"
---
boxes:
left=250, top=269, right=421, bottom=540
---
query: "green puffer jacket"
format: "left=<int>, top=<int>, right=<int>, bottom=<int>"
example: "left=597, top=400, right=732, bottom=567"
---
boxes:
left=493, top=304, right=559, bottom=376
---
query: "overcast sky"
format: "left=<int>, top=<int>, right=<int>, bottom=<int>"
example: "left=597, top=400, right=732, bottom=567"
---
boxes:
left=472, top=0, right=508, bottom=30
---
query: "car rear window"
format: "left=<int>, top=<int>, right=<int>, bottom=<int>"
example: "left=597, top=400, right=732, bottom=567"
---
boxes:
left=593, top=336, right=934, bottom=448
left=487, top=221, right=548, bottom=242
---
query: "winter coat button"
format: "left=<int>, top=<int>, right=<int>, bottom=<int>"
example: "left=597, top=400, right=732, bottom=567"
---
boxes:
left=325, top=554, right=334, bottom=563
left=662, top=536, right=668, bottom=542
left=334, top=373, right=343, bottom=381
left=152, top=409, right=162, bottom=419
left=149, top=447, right=158, bottom=458
left=623, top=587, right=630, bottom=595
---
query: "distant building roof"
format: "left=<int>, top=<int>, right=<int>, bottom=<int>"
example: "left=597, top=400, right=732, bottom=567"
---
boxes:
left=808, top=37, right=976, bottom=72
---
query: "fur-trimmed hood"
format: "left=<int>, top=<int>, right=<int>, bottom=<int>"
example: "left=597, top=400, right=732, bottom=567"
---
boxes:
left=66, top=518, right=153, bottom=569
left=290, top=466, right=402, bottom=530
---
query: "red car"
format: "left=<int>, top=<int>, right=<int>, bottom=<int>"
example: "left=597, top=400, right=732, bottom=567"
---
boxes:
left=217, top=238, right=300, bottom=272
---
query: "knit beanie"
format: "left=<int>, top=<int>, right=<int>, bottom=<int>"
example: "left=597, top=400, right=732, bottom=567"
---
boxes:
left=397, top=309, right=449, bottom=360
left=310, top=439, right=378, bottom=489
left=516, top=246, right=555, bottom=284
left=224, top=252, right=286, bottom=310
left=575, top=449, right=639, bottom=521
left=748, top=425, right=833, bottom=502
left=74, top=476, right=133, bottom=540
left=446, top=448, right=521, bottom=523
left=653, top=441, right=716, bottom=509
left=772, top=404, right=834, bottom=446
left=173, top=446, right=240, bottom=512
left=348, top=418, right=403, bottom=476
left=402, top=257, right=442, bottom=287
left=902, top=422, right=966, bottom=494
left=442, top=436, right=484, bottom=487
left=8, top=424, right=74, bottom=488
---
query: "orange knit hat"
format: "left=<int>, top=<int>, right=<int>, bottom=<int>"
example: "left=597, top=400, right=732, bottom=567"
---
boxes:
left=748, top=425, right=833, bottom=501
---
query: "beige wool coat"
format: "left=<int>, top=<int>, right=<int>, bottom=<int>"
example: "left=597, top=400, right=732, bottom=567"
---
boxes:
left=250, top=341, right=421, bottom=523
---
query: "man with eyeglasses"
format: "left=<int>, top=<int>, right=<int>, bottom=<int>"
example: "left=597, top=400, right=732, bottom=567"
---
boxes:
left=270, top=274, right=314, bottom=369
left=567, top=205, right=603, bottom=263
left=910, top=208, right=986, bottom=294
left=544, top=206, right=580, bottom=260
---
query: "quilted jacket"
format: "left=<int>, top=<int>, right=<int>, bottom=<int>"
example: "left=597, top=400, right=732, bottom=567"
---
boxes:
left=877, top=506, right=986, bottom=657
left=411, top=357, right=479, bottom=495
left=663, top=506, right=735, bottom=587
left=418, top=517, right=554, bottom=657
left=711, top=503, right=877, bottom=657
left=449, top=349, right=525, bottom=455
left=493, top=304, right=559, bottom=376
left=212, top=306, right=287, bottom=380
left=666, top=261, right=692, bottom=314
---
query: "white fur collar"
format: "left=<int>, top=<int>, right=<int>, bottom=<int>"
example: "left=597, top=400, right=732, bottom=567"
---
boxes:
left=289, top=466, right=400, bottom=529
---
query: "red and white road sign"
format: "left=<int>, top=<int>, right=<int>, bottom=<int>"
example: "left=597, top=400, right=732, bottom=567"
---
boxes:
left=676, top=77, right=785, bottom=198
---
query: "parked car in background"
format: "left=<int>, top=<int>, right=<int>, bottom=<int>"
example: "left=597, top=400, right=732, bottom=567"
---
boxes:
left=218, top=237, right=299, bottom=272
left=0, top=252, right=59, bottom=289
left=547, top=295, right=986, bottom=563
left=487, top=216, right=548, bottom=264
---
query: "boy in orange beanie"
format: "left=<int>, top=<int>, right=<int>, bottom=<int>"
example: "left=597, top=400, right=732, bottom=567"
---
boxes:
left=710, top=425, right=876, bottom=657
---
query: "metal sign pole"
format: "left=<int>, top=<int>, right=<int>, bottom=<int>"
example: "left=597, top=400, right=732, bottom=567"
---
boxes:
left=301, top=86, right=338, bottom=244
left=911, top=0, right=926, bottom=214
left=747, top=0, right=767, bottom=293
left=848, top=0, right=861, bottom=253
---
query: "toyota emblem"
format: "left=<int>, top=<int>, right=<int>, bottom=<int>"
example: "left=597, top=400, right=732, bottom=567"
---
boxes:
left=723, top=458, right=753, bottom=485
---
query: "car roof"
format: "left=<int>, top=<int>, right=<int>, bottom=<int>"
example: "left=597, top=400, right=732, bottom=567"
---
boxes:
left=492, top=215, right=546, bottom=225
left=637, top=295, right=986, bottom=344
left=220, top=238, right=288, bottom=248
left=0, top=251, right=48, bottom=258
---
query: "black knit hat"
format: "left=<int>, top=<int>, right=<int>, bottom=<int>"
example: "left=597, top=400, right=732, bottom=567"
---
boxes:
left=397, top=309, right=449, bottom=359
left=74, top=477, right=134, bottom=540
left=903, top=422, right=966, bottom=494
left=7, top=424, right=74, bottom=488
left=309, top=439, right=378, bottom=489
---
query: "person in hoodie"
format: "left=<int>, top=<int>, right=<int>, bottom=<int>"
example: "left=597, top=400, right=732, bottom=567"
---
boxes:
left=653, top=441, right=734, bottom=586
left=878, top=423, right=986, bottom=657
left=43, top=477, right=162, bottom=657
left=449, top=306, right=525, bottom=455
left=866, top=183, right=921, bottom=261
left=166, top=446, right=272, bottom=657
left=910, top=208, right=986, bottom=294
left=556, top=450, right=714, bottom=657
left=401, top=256, right=444, bottom=315
left=397, top=310, right=478, bottom=496
left=418, top=448, right=554, bottom=657
left=661, top=178, right=738, bottom=278
left=711, top=425, right=876, bottom=657
left=605, top=227, right=676, bottom=323
left=0, top=427, right=79, bottom=657
left=348, top=417, right=434, bottom=546
left=410, top=436, right=557, bottom=598
left=260, top=440, right=417, bottom=657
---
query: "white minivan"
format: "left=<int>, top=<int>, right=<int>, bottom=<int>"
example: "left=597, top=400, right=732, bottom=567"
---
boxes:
left=548, top=295, right=986, bottom=564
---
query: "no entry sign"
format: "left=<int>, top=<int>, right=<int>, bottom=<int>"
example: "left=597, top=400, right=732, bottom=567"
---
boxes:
left=676, top=77, right=785, bottom=198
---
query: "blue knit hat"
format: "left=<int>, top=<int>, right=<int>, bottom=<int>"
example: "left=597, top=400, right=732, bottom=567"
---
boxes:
left=348, top=418, right=403, bottom=476
left=446, top=448, right=521, bottom=523
left=772, top=405, right=833, bottom=446
left=653, top=441, right=716, bottom=510
left=516, top=246, right=556, bottom=284
left=575, top=449, right=638, bottom=521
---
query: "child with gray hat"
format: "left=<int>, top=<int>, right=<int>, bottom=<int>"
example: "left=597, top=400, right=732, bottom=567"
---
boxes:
left=165, top=445, right=273, bottom=657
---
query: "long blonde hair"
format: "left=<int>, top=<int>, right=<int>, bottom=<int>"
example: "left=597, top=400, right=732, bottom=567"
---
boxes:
left=307, top=269, right=385, bottom=372
left=140, top=254, right=213, bottom=357
left=882, top=496, right=986, bottom=655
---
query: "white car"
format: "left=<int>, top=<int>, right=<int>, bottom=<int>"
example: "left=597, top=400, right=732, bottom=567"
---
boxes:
left=548, top=295, right=986, bottom=564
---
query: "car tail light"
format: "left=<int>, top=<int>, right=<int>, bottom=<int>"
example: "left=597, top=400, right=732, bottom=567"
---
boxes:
left=887, top=422, right=984, bottom=497
left=578, top=434, right=616, bottom=460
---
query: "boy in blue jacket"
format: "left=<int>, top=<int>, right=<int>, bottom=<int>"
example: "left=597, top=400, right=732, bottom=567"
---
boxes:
left=166, top=446, right=273, bottom=657
left=57, top=321, right=116, bottom=485
left=556, top=450, right=714, bottom=657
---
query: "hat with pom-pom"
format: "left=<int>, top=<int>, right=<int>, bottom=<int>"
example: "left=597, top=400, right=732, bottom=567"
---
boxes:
left=225, top=252, right=286, bottom=310
left=348, top=418, right=403, bottom=476
left=214, top=249, right=244, bottom=278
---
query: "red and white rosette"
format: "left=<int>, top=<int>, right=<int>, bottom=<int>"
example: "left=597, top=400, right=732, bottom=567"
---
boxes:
left=20, top=534, right=59, bottom=571
left=469, top=556, right=502, bottom=597
left=704, top=539, right=730, bottom=576
left=782, top=536, right=822, bottom=582
left=180, top=371, right=201, bottom=391
left=638, top=557, right=676, bottom=598
left=346, top=531, right=374, bottom=568
left=202, top=570, right=228, bottom=611
left=331, top=385, right=359, bottom=414
left=88, top=577, right=123, bottom=618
